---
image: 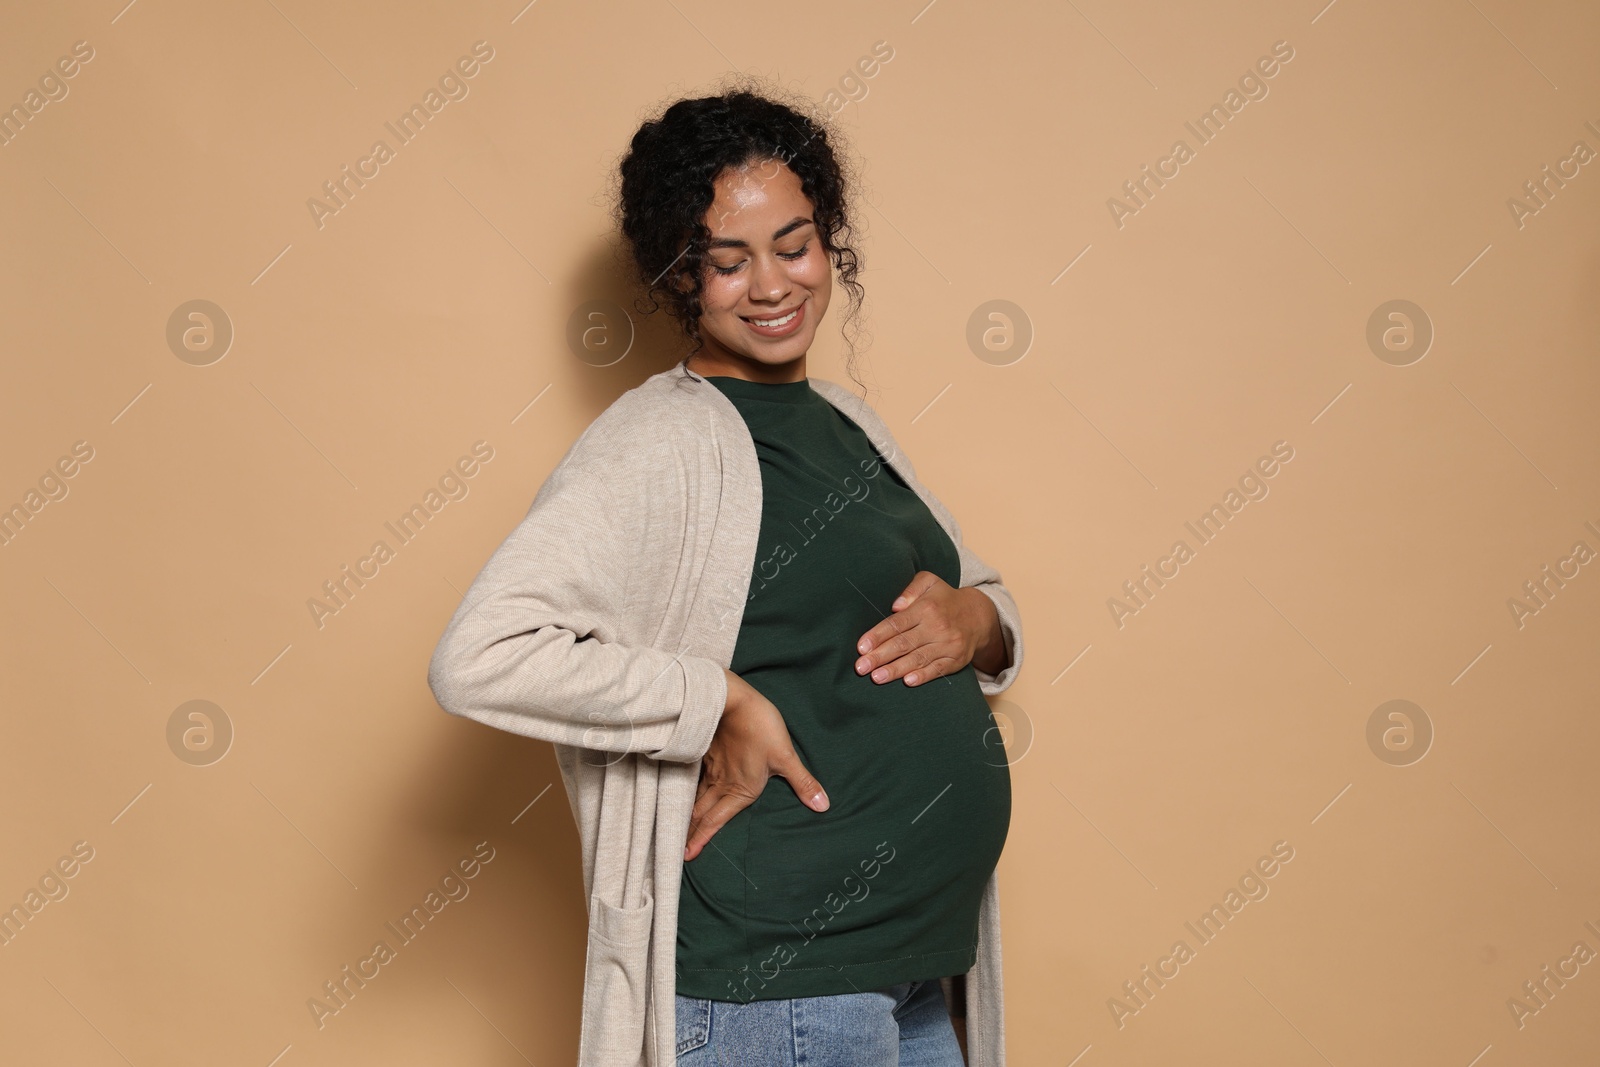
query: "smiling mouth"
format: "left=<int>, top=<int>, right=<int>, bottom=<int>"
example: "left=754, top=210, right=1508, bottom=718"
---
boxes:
left=743, top=306, right=801, bottom=327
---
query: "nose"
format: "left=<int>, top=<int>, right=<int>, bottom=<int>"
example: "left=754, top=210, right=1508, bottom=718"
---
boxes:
left=748, top=252, right=790, bottom=304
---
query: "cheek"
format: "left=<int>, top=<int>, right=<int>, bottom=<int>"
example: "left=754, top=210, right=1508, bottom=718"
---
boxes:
left=700, top=275, right=744, bottom=313
left=795, top=253, right=832, bottom=292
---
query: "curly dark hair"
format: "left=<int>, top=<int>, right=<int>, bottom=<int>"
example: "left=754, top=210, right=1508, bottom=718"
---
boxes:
left=611, top=75, right=869, bottom=390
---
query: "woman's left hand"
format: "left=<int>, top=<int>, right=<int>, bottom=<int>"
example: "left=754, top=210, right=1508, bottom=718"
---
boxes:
left=854, top=571, right=1004, bottom=686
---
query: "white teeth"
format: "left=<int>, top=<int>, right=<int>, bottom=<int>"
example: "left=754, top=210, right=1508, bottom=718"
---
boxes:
left=749, top=309, right=798, bottom=327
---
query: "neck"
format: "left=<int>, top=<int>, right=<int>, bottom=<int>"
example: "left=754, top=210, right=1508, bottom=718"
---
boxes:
left=687, top=349, right=807, bottom=384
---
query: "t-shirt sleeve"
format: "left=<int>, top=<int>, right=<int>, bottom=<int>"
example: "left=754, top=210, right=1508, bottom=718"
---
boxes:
left=913, top=479, right=1024, bottom=696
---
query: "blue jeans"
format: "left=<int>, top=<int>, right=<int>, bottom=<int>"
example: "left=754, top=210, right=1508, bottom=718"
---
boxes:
left=675, top=978, right=966, bottom=1065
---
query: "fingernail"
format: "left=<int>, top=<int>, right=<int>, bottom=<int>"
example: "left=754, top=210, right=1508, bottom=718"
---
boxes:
left=812, top=791, right=829, bottom=811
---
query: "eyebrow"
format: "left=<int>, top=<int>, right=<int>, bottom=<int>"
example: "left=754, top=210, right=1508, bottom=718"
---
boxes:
left=707, top=216, right=814, bottom=250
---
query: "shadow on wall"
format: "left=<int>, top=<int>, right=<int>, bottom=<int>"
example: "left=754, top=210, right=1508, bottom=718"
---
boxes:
left=562, top=236, right=715, bottom=410
left=305, top=696, right=591, bottom=1058
left=298, top=235, right=696, bottom=1059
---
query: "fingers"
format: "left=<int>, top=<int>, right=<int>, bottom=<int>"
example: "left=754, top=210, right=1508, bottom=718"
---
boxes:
left=687, top=767, right=732, bottom=836
left=683, top=684, right=830, bottom=865
left=867, top=642, right=959, bottom=686
left=684, top=757, right=830, bottom=862
left=856, top=616, right=921, bottom=677
left=859, top=604, right=970, bottom=684
left=859, top=630, right=931, bottom=682
left=856, top=604, right=917, bottom=664
left=771, top=747, right=828, bottom=812
left=684, top=788, right=756, bottom=862
left=890, top=569, right=940, bottom=610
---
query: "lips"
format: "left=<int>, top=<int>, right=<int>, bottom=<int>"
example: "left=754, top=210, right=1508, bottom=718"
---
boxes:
left=742, top=305, right=802, bottom=325
left=740, top=300, right=807, bottom=338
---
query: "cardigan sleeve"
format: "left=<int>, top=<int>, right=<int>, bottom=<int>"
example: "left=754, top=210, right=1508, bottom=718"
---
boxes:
left=922, top=490, right=1024, bottom=697
left=426, top=457, right=728, bottom=764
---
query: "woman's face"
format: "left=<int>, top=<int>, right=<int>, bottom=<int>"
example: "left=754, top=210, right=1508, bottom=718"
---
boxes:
left=686, top=158, right=832, bottom=382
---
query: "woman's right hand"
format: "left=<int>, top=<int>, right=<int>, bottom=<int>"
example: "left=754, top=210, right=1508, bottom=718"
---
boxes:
left=683, top=669, right=829, bottom=862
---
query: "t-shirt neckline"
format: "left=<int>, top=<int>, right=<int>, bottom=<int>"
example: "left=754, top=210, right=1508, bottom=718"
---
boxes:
left=702, top=374, right=817, bottom=405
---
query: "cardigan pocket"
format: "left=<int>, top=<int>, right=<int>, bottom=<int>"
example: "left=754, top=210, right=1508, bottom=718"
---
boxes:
left=579, top=890, right=655, bottom=1061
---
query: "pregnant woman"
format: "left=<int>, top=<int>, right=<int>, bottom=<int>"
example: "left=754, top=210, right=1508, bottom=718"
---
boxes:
left=428, top=82, right=1023, bottom=1067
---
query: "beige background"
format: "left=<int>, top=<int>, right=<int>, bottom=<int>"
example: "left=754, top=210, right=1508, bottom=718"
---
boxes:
left=2, top=0, right=1597, bottom=1063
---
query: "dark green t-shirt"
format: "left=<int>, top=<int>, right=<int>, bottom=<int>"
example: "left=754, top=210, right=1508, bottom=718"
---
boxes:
left=674, top=373, right=1011, bottom=1002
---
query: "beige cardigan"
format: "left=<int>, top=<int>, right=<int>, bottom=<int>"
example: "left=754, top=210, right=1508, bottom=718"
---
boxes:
left=427, top=358, right=1024, bottom=1065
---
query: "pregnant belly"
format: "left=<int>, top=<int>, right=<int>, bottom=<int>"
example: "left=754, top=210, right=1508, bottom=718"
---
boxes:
left=737, top=664, right=1011, bottom=931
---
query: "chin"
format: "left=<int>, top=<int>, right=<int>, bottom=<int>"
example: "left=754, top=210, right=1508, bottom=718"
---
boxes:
left=757, top=345, right=810, bottom=365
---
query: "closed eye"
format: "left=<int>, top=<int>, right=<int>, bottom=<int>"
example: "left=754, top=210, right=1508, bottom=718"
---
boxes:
left=712, top=243, right=810, bottom=276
